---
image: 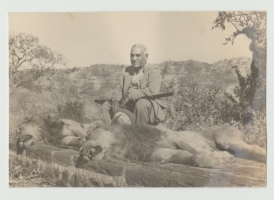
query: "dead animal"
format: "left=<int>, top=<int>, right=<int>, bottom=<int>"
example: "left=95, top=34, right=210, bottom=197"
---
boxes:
left=80, top=124, right=266, bottom=168
left=15, top=114, right=104, bottom=154
left=15, top=114, right=266, bottom=168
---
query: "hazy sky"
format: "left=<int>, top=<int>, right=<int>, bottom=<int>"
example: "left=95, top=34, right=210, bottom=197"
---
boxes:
left=9, top=12, right=252, bottom=68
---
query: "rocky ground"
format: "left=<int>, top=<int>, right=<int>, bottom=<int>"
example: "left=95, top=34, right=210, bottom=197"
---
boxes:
left=9, top=156, right=55, bottom=187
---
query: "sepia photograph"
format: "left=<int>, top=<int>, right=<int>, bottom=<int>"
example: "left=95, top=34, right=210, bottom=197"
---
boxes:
left=8, top=11, right=266, bottom=188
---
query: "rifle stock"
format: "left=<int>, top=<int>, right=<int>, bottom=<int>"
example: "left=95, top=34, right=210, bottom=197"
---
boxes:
left=94, top=99, right=111, bottom=105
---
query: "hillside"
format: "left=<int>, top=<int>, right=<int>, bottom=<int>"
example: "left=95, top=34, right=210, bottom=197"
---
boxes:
left=159, top=57, right=251, bottom=94
left=35, top=57, right=251, bottom=100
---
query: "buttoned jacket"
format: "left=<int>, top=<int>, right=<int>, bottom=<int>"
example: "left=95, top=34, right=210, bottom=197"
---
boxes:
left=111, top=63, right=167, bottom=121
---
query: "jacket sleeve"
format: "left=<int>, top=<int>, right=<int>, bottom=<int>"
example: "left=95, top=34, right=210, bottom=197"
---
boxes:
left=111, top=69, right=124, bottom=101
left=130, top=65, right=162, bottom=101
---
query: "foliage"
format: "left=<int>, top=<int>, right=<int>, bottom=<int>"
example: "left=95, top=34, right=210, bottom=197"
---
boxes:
left=57, top=101, right=85, bottom=123
left=9, top=85, right=100, bottom=137
left=9, top=87, right=58, bottom=136
left=209, top=11, right=266, bottom=148
left=158, top=12, right=264, bottom=148
left=79, top=81, right=96, bottom=96
left=165, top=82, right=222, bottom=131
left=159, top=58, right=245, bottom=92
left=9, top=33, right=66, bottom=86
left=9, top=56, right=266, bottom=149
left=213, top=12, right=266, bottom=49
left=212, top=11, right=266, bottom=112
left=90, top=65, right=112, bottom=77
left=165, top=81, right=246, bottom=132
left=164, top=80, right=266, bottom=148
left=232, top=60, right=258, bottom=109
left=222, top=109, right=266, bottom=149
left=10, top=32, right=265, bottom=146
left=243, top=110, right=266, bottom=148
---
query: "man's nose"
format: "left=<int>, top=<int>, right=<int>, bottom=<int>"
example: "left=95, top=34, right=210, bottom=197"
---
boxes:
left=132, top=55, right=137, bottom=60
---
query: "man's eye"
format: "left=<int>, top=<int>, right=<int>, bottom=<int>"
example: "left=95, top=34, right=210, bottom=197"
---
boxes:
left=131, top=54, right=141, bottom=58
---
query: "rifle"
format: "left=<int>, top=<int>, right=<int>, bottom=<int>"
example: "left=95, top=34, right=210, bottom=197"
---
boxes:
left=94, top=99, right=112, bottom=105
left=94, top=91, right=174, bottom=105
left=145, top=91, right=174, bottom=100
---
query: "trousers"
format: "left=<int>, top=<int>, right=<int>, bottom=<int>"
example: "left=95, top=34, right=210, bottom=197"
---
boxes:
left=101, top=99, right=158, bottom=126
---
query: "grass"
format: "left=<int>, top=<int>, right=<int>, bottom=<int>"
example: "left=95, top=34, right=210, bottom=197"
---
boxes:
left=9, top=57, right=266, bottom=149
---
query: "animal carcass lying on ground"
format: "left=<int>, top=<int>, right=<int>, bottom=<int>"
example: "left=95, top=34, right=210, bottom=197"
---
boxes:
left=15, top=114, right=104, bottom=153
left=15, top=114, right=266, bottom=168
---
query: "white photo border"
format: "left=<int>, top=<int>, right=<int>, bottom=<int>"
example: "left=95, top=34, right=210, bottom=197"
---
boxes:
left=1, top=0, right=273, bottom=199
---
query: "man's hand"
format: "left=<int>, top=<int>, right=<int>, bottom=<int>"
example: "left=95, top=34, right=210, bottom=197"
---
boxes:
left=102, top=101, right=111, bottom=111
left=119, top=95, right=130, bottom=108
left=111, top=100, right=120, bottom=114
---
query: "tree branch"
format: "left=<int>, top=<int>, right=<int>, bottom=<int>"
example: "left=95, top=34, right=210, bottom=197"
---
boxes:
left=228, top=19, right=240, bottom=32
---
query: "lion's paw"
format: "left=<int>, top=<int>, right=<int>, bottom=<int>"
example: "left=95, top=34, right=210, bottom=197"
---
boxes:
left=193, top=151, right=235, bottom=169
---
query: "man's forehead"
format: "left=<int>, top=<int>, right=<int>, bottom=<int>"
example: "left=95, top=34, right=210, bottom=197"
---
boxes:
left=131, top=46, right=145, bottom=54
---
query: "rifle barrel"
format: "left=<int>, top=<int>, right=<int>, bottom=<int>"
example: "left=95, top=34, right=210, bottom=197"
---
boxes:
left=94, top=92, right=174, bottom=104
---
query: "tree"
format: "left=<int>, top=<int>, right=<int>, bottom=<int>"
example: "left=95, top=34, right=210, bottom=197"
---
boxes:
left=9, top=33, right=66, bottom=86
left=212, top=11, right=266, bottom=112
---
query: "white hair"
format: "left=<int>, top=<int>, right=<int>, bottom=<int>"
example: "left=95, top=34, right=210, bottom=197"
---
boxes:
left=131, top=43, right=148, bottom=54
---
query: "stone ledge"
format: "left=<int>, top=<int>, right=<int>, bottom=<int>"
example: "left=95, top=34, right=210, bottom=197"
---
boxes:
left=9, top=140, right=266, bottom=187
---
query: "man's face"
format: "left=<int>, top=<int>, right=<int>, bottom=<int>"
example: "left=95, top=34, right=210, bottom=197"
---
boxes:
left=130, top=46, right=148, bottom=69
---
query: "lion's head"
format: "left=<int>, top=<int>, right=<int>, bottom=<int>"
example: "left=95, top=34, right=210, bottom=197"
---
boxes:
left=79, top=141, right=104, bottom=160
left=15, top=114, right=64, bottom=153
left=80, top=127, right=119, bottom=160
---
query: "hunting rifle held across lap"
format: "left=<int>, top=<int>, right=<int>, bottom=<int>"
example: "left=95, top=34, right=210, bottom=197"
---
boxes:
left=94, top=91, right=174, bottom=105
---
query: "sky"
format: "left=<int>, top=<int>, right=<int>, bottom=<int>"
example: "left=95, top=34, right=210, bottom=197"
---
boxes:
left=9, top=12, right=252, bottom=68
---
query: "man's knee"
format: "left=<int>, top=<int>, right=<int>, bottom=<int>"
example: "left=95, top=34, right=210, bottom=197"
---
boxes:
left=135, top=99, right=151, bottom=111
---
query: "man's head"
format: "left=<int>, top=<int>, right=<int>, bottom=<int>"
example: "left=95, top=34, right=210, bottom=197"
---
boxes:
left=130, top=43, right=148, bottom=69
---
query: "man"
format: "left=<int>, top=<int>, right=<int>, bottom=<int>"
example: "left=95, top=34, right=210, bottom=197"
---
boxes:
left=101, top=44, right=166, bottom=126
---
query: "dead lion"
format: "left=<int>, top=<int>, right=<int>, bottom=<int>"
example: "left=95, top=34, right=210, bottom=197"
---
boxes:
left=15, top=114, right=104, bottom=154
left=15, top=115, right=266, bottom=168
left=80, top=125, right=266, bottom=168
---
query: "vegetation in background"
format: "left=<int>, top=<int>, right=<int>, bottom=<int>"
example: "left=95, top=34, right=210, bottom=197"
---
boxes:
left=9, top=33, right=66, bottom=87
left=57, top=101, right=86, bottom=123
left=212, top=11, right=266, bottom=112
left=212, top=11, right=266, bottom=147
left=9, top=12, right=266, bottom=149
left=164, top=12, right=266, bottom=148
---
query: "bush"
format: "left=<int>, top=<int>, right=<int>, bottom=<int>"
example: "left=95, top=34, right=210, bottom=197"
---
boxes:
left=222, top=110, right=266, bottom=148
left=243, top=110, right=266, bottom=148
left=164, top=63, right=266, bottom=149
left=57, top=101, right=85, bottom=123
left=9, top=87, right=59, bottom=136
left=165, top=82, right=225, bottom=132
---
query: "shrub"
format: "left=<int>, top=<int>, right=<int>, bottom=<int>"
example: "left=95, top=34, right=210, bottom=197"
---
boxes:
left=222, top=110, right=266, bottom=148
left=164, top=63, right=266, bottom=149
left=165, top=82, right=225, bottom=132
left=57, top=101, right=85, bottom=123
left=9, top=87, right=58, bottom=136
left=243, top=110, right=266, bottom=148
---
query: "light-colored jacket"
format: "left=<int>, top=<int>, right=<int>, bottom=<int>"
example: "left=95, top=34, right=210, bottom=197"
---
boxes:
left=111, top=63, right=167, bottom=122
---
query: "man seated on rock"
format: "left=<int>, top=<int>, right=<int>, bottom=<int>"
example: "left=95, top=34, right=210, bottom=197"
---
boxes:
left=101, top=43, right=167, bottom=126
